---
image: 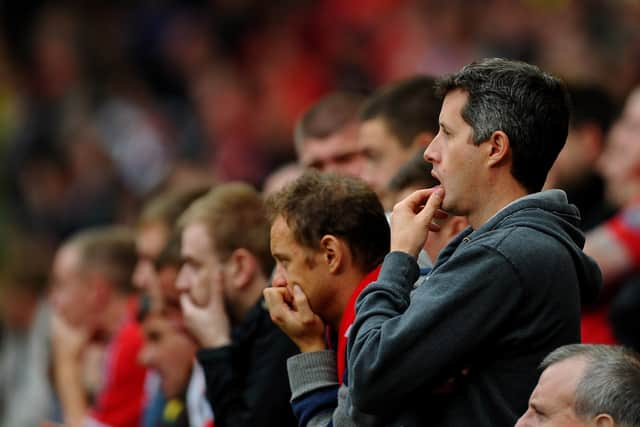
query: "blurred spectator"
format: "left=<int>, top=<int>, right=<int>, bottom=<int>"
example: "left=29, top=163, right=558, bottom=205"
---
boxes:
left=138, top=300, right=197, bottom=427
left=132, top=186, right=211, bottom=427
left=1, top=0, right=639, bottom=246
left=545, top=82, right=618, bottom=231
left=544, top=83, right=621, bottom=345
left=261, top=161, right=304, bottom=196
left=293, top=91, right=366, bottom=176
left=584, top=86, right=640, bottom=350
left=585, top=86, right=640, bottom=285
left=133, top=186, right=211, bottom=302
left=0, top=236, right=56, bottom=427
left=49, top=226, right=146, bottom=427
left=358, top=75, right=440, bottom=209
left=176, top=183, right=298, bottom=427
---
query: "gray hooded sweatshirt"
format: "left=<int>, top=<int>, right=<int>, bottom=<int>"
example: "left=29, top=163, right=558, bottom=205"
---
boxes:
left=346, top=189, right=602, bottom=426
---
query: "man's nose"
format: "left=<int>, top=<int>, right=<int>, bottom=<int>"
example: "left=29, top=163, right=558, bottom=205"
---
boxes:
left=175, top=268, right=189, bottom=291
left=271, top=267, right=287, bottom=288
left=424, top=137, right=439, bottom=163
left=513, top=410, right=531, bottom=427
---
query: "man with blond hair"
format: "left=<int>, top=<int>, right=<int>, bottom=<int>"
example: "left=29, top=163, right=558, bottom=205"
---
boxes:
left=176, top=183, right=297, bottom=427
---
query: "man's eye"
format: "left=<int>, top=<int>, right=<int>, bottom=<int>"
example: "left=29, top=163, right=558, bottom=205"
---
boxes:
left=146, top=331, right=161, bottom=342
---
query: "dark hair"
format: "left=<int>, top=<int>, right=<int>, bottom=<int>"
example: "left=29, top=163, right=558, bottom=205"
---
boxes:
left=360, top=75, right=441, bottom=147
left=266, top=170, right=390, bottom=273
left=294, top=92, right=366, bottom=151
left=542, top=344, right=640, bottom=426
left=567, top=82, right=618, bottom=134
left=436, top=58, right=570, bottom=193
left=388, top=148, right=439, bottom=194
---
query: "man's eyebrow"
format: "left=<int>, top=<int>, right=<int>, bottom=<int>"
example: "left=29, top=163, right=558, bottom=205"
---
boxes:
left=272, top=252, right=288, bottom=261
left=439, top=122, right=451, bottom=131
left=180, top=254, right=197, bottom=264
left=307, top=160, right=322, bottom=169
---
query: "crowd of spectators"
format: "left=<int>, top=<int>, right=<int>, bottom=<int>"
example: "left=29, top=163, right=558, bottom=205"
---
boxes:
left=0, top=0, right=638, bottom=244
left=1, top=1, right=640, bottom=426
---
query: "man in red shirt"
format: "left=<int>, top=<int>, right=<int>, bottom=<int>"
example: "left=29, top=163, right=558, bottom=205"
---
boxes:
left=50, top=226, right=146, bottom=427
left=264, top=171, right=390, bottom=425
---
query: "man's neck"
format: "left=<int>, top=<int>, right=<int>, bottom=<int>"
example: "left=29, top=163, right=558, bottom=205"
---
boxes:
left=231, top=275, right=268, bottom=325
left=468, top=177, right=528, bottom=229
left=326, top=269, right=368, bottom=331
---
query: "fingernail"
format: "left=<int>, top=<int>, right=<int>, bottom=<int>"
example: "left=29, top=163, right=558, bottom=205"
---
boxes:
left=293, top=285, right=302, bottom=296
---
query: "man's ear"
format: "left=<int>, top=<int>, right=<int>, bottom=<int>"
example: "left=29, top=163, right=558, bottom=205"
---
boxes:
left=486, top=130, right=510, bottom=167
left=88, top=273, right=112, bottom=304
left=320, top=235, right=343, bottom=274
left=578, top=123, right=605, bottom=163
left=228, top=248, right=257, bottom=289
left=594, top=413, right=615, bottom=427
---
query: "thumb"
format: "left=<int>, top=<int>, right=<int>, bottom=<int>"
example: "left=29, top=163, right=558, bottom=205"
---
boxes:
left=180, top=293, right=196, bottom=314
left=417, top=187, right=444, bottom=223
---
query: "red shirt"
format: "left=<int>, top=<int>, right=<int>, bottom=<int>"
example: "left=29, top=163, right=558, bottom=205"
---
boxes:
left=90, top=299, right=147, bottom=427
left=336, top=266, right=381, bottom=383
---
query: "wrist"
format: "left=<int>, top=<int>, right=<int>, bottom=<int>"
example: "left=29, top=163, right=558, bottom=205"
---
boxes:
left=389, top=245, right=419, bottom=258
left=297, top=338, right=327, bottom=353
left=199, top=332, right=232, bottom=348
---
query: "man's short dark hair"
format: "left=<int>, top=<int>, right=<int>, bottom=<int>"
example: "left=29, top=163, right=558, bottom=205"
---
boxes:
left=266, top=170, right=390, bottom=273
left=542, top=344, right=640, bottom=426
left=360, top=75, right=441, bottom=147
left=436, top=58, right=570, bottom=193
left=294, top=92, right=366, bottom=152
left=567, top=82, right=618, bottom=133
left=388, top=148, right=439, bottom=194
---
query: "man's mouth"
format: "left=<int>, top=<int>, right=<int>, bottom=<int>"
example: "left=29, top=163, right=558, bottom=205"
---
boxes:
left=431, top=170, right=441, bottom=184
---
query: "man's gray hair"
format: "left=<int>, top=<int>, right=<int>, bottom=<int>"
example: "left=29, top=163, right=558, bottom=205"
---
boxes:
left=541, top=344, right=640, bottom=426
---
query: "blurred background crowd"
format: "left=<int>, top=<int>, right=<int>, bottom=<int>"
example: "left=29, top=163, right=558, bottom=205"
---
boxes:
left=0, top=0, right=638, bottom=243
left=0, top=0, right=639, bottom=426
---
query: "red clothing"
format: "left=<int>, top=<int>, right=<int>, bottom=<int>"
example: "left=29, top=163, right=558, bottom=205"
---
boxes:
left=607, top=202, right=640, bottom=266
left=580, top=201, right=640, bottom=345
left=581, top=305, right=617, bottom=344
left=90, top=299, right=147, bottom=427
left=337, top=266, right=381, bottom=383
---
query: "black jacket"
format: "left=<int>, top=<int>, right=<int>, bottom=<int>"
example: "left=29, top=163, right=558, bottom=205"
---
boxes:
left=197, top=299, right=298, bottom=427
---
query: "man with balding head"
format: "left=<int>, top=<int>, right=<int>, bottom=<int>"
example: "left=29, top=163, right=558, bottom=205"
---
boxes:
left=516, top=344, right=640, bottom=427
left=294, top=92, right=366, bottom=177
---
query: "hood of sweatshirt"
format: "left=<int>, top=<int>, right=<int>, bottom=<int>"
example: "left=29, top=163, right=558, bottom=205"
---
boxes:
left=465, top=189, right=602, bottom=305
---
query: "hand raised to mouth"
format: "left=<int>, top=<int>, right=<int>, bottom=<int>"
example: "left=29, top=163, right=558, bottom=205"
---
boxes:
left=390, top=186, right=445, bottom=258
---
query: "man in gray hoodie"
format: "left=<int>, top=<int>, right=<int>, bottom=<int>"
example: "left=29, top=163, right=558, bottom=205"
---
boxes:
left=348, top=58, right=603, bottom=426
